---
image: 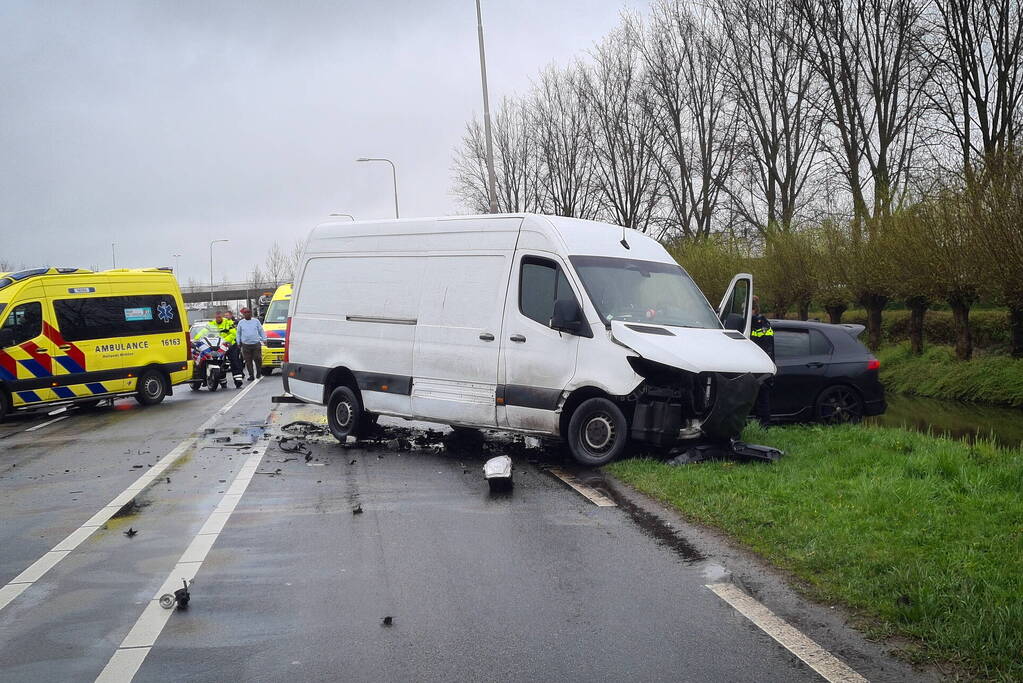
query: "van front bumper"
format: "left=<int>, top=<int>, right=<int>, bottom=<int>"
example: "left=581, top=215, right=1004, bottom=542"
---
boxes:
left=630, top=371, right=765, bottom=446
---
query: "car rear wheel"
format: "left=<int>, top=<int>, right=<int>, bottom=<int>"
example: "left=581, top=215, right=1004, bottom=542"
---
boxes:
left=567, top=397, right=628, bottom=466
left=327, top=386, right=362, bottom=443
left=135, top=370, right=168, bottom=405
left=815, top=385, right=863, bottom=424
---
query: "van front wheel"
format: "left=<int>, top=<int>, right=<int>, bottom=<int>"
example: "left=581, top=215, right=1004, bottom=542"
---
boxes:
left=567, top=397, right=628, bottom=466
left=327, top=386, right=362, bottom=443
left=135, top=370, right=168, bottom=406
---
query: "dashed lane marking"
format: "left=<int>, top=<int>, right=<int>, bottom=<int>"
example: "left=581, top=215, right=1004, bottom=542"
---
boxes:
left=0, top=378, right=263, bottom=614
left=546, top=467, right=617, bottom=506
left=706, top=583, right=867, bottom=683
left=95, top=439, right=270, bottom=682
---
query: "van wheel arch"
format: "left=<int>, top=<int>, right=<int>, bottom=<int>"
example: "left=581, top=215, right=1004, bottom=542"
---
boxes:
left=322, top=367, right=360, bottom=407
left=559, top=386, right=630, bottom=439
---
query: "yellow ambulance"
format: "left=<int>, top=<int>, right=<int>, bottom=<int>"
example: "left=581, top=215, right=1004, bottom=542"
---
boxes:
left=0, top=267, right=193, bottom=420
left=260, top=283, right=291, bottom=376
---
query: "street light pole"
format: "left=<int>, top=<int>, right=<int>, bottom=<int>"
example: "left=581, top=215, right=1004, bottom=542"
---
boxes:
left=209, top=239, right=228, bottom=308
left=172, top=253, right=182, bottom=274
left=111, top=243, right=117, bottom=269
left=475, top=0, right=499, bottom=214
left=355, top=157, right=399, bottom=218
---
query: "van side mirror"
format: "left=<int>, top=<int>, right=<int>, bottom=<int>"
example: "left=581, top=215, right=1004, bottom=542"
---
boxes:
left=551, top=298, right=583, bottom=335
left=723, top=312, right=744, bottom=332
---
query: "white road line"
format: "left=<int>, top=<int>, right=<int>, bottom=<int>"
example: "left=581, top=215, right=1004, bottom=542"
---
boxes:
left=0, top=378, right=264, bottom=615
left=95, top=442, right=269, bottom=683
left=706, top=583, right=867, bottom=683
left=24, top=415, right=71, bottom=432
left=546, top=467, right=617, bottom=507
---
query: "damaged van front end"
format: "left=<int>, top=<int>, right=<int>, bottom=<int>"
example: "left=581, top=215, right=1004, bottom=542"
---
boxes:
left=610, top=322, right=775, bottom=447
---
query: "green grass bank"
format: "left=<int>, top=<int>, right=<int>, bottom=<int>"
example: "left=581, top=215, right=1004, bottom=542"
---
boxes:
left=608, top=424, right=1023, bottom=680
left=878, top=344, right=1023, bottom=408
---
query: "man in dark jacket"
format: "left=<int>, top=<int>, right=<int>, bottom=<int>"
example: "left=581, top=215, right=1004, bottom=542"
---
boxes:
left=750, top=295, right=775, bottom=423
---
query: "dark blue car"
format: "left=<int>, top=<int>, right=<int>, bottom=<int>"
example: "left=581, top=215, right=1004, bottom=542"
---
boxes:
left=767, top=320, right=886, bottom=423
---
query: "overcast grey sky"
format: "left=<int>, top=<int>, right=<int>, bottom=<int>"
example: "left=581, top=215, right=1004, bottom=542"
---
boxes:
left=0, top=0, right=631, bottom=284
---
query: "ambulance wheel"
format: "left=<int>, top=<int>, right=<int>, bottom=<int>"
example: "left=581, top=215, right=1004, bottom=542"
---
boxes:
left=327, top=386, right=362, bottom=443
left=0, top=392, right=8, bottom=422
left=135, top=370, right=168, bottom=405
left=261, top=366, right=274, bottom=376
left=189, top=381, right=202, bottom=391
left=567, top=397, right=628, bottom=466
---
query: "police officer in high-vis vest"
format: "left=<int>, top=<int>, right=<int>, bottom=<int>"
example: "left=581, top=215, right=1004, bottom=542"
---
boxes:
left=208, top=311, right=243, bottom=388
left=750, top=295, right=775, bottom=423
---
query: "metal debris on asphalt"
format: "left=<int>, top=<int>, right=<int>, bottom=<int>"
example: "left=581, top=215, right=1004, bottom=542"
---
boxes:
left=124, top=527, right=138, bottom=537
left=160, top=579, right=191, bottom=610
left=382, top=616, right=393, bottom=626
left=352, top=505, right=363, bottom=515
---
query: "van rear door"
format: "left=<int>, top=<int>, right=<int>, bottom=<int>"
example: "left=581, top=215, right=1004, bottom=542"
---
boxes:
left=410, top=253, right=513, bottom=426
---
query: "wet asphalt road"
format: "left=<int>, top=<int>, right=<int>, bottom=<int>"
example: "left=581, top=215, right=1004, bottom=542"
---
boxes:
left=0, top=377, right=926, bottom=682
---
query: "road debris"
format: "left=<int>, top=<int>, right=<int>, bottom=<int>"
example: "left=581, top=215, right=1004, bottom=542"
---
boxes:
left=349, top=459, right=357, bottom=465
left=352, top=504, right=363, bottom=515
left=484, top=455, right=513, bottom=492
left=281, top=420, right=328, bottom=436
left=280, top=436, right=312, bottom=456
left=124, top=527, right=138, bottom=538
left=382, top=616, right=393, bottom=626
left=159, top=579, right=191, bottom=610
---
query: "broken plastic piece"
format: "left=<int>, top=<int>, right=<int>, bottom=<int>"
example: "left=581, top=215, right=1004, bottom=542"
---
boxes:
left=484, top=455, right=513, bottom=492
left=160, top=579, right=191, bottom=610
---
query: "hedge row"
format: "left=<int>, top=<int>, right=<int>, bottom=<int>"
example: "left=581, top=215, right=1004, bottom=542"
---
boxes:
left=799, top=308, right=1011, bottom=350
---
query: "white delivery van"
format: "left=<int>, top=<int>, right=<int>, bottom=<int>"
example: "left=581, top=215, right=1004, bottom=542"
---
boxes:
left=282, top=215, right=775, bottom=465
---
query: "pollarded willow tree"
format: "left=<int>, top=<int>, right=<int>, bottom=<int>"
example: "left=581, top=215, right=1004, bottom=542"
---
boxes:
left=794, top=0, right=936, bottom=349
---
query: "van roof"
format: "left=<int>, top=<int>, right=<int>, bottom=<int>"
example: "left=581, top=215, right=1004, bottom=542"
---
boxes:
left=308, top=213, right=674, bottom=263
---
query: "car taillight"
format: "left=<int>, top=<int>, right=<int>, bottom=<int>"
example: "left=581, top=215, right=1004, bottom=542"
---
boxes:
left=283, top=316, right=292, bottom=363
left=867, top=358, right=880, bottom=371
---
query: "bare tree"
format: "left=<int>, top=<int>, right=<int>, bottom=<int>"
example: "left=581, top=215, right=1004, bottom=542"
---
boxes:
left=529, top=64, right=601, bottom=218
left=452, top=97, right=543, bottom=213
left=581, top=23, right=664, bottom=232
left=247, top=265, right=267, bottom=292
left=288, top=239, right=304, bottom=281
left=796, top=0, right=935, bottom=231
left=640, top=2, right=737, bottom=239
left=715, top=0, right=826, bottom=234
left=795, top=0, right=935, bottom=346
left=264, top=242, right=289, bottom=288
left=929, top=0, right=1023, bottom=178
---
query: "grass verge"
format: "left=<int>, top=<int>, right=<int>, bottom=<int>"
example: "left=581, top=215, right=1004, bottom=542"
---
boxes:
left=878, top=344, right=1023, bottom=408
left=608, top=423, right=1023, bottom=680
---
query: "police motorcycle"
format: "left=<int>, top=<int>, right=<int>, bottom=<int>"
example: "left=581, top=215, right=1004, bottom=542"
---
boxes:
left=190, top=334, right=231, bottom=392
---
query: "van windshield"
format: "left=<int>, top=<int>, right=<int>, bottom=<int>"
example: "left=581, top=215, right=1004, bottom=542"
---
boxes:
left=264, top=299, right=290, bottom=324
left=569, top=256, right=721, bottom=329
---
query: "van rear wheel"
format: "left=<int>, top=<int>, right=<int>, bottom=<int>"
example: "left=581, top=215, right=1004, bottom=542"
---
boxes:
left=327, top=386, right=362, bottom=443
left=567, top=397, right=628, bottom=466
left=135, top=370, right=168, bottom=405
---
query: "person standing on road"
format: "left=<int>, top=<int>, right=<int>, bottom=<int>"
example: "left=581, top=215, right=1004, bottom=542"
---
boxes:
left=235, top=307, right=267, bottom=381
left=222, top=310, right=244, bottom=388
left=750, top=295, right=775, bottom=424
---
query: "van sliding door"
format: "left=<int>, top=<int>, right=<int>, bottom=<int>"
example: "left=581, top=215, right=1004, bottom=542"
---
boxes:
left=410, top=254, right=513, bottom=426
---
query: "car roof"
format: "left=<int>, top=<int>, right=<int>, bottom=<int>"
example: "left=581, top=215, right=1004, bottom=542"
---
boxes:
left=770, top=319, right=870, bottom=354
